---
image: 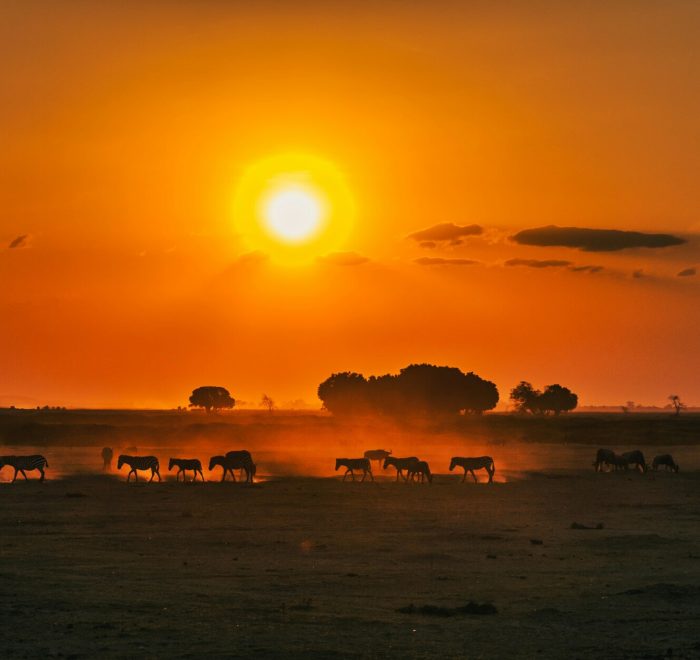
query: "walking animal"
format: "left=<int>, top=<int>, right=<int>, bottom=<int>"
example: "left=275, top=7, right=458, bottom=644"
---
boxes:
left=0, top=455, right=49, bottom=482
left=449, top=456, right=495, bottom=483
left=168, top=458, right=205, bottom=482
left=383, top=456, right=419, bottom=482
left=593, top=448, right=616, bottom=472
left=609, top=453, right=629, bottom=471
left=652, top=454, right=679, bottom=472
left=407, top=460, right=432, bottom=483
left=364, top=449, right=392, bottom=469
left=335, top=458, right=373, bottom=482
left=101, top=447, right=113, bottom=471
left=621, top=450, right=647, bottom=473
left=117, top=455, right=161, bottom=483
left=209, top=451, right=256, bottom=483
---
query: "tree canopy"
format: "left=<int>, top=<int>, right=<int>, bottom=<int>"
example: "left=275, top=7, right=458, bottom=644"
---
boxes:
left=188, top=386, right=236, bottom=413
left=318, top=364, right=499, bottom=417
left=510, top=381, right=578, bottom=415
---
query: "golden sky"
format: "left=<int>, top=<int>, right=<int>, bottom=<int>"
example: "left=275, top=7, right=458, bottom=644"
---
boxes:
left=1, top=1, right=699, bottom=408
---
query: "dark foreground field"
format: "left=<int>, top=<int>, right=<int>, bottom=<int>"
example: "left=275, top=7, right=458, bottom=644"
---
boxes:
left=2, top=465, right=700, bottom=658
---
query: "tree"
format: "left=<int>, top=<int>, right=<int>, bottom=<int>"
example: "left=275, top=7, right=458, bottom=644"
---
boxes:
left=538, top=384, right=578, bottom=415
left=668, top=394, right=686, bottom=416
left=510, top=382, right=542, bottom=414
left=510, top=382, right=578, bottom=415
left=317, top=364, right=499, bottom=418
left=188, top=386, right=235, bottom=413
left=318, top=372, right=370, bottom=416
left=260, top=394, right=275, bottom=413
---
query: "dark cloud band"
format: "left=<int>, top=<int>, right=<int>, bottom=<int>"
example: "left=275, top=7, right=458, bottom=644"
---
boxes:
left=511, top=225, right=685, bottom=252
left=505, top=258, right=571, bottom=268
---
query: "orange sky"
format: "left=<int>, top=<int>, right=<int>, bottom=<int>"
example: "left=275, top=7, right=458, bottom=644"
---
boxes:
left=1, top=1, right=699, bottom=408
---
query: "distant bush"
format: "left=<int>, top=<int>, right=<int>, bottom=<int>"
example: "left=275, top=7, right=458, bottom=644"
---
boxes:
left=318, top=364, right=499, bottom=418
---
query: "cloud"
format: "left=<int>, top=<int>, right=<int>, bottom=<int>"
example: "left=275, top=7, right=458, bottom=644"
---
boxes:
left=318, top=251, right=370, bottom=266
left=570, top=265, right=604, bottom=273
left=8, top=234, right=29, bottom=248
left=505, top=258, right=571, bottom=268
left=632, top=269, right=645, bottom=279
left=414, top=257, right=479, bottom=266
left=677, top=267, right=697, bottom=277
left=408, top=223, right=483, bottom=246
left=235, top=250, right=268, bottom=265
left=511, top=225, right=686, bottom=252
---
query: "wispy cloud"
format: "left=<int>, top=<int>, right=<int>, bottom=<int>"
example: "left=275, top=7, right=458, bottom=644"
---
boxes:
left=505, top=258, right=571, bottom=268
left=677, top=267, right=697, bottom=277
left=8, top=234, right=30, bottom=249
left=235, top=250, right=268, bottom=265
left=570, top=264, right=604, bottom=273
left=414, top=257, right=479, bottom=266
left=408, top=223, right=483, bottom=247
left=318, top=251, right=370, bottom=266
left=511, top=225, right=686, bottom=252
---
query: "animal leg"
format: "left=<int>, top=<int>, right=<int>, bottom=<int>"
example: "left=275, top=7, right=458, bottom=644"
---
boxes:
left=12, top=468, right=18, bottom=482
left=471, top=470, right=477, bottom=483
left=21, top=469, right=28, bottom=480
left=462, top=470, right=467, bottom=483
left=368, top=470, right=374, bottom=482
left=39, top=467, right=45, bottom=482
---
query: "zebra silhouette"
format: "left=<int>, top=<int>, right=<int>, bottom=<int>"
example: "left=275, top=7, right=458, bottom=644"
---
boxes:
left=209, top=452, right=256, bottom=483
left=168, top=458, right=205, bottom=482
left=117, top=455, right=161, bottom=483
left=407, top=460, right=432, bottom=484
left=335, top=458, right=373, bottom=482
left=449, top=456, right=495, bottom=483
left=383, top=456, right=419, bottom=482
left=0, top=455, right=49, bottom=482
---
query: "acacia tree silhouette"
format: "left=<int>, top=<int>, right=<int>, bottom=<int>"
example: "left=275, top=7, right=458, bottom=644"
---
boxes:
left=189, top=386, right=236, bottom=413
left=510, top=382, right=542, bottom=414
left=318, top=364, right=499, bottom=417
left=511, top=382, right=578, bottom=415
left=260, top=394, right=275, bottom=413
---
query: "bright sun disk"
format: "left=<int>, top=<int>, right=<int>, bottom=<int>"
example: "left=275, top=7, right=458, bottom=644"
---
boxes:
left=263, top=186, right=324, bottom=242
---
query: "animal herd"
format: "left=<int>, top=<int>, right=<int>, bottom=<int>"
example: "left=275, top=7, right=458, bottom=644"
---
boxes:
left=593, top=448, right=680, bottom=473
left=336, top=451, right=497, bottom=484
left=0, top=446, right=681, bottom=483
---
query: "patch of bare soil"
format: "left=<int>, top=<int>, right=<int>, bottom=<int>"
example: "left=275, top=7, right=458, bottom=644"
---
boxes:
left=1, top=466, right=700, bottom=657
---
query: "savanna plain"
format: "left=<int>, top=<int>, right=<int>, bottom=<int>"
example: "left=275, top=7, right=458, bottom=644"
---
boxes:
left=1, top=411, right=700, bottom=659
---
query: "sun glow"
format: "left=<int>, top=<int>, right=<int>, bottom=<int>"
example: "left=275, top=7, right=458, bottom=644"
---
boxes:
left=262, top=185, right=325, bottom=242
left=233, top=153, right=355, bottom=264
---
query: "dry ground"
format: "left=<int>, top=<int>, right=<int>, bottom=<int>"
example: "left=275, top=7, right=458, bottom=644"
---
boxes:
left=1, top=453, right=700, bottom=658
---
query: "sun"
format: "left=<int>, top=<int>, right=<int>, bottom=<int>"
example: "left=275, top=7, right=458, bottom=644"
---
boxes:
left=233, top=153, right=355, bottom=264
left=262, top=185, right=325, bottom=243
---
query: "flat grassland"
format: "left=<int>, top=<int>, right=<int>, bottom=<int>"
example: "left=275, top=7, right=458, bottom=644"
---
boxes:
left=1, top=411, right=700, bottom=658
